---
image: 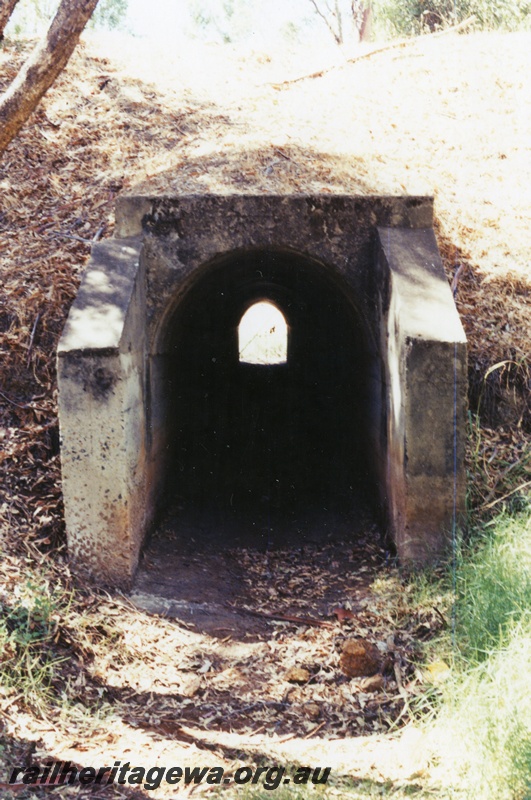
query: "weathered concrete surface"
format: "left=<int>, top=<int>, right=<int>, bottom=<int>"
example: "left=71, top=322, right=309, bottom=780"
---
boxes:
left=57, top=238, right=152, bottom=584
left=376, top=227, right=467, bottom=561
left=114, top=194, right=433, bottom=350
left=57, top=191, right=467, bottom=585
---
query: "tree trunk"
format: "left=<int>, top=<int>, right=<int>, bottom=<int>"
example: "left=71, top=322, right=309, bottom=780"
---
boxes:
left=0, top=0, right=21, bottom=41
left=359, top=3, right=373, bottom=42
left=0, top=0, right=100, bottom=156
left=351, top=0, right=372, bottom=42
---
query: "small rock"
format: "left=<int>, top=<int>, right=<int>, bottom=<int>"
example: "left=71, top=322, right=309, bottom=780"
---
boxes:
left=179, top=675, right=202, bottom=697
left=198, top=659, right=213, bottom=674
left=424, top=660, right=451, bottom=684
left=340, top=639, right=380, bottom=678
left=303, top=702, right=320, bottom=719
left=357, top=674, right=384, bottom=692
left=285, top=666, right=311, bottom=684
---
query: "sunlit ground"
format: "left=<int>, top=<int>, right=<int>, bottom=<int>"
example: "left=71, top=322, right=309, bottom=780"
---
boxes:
left=79, top=26, right=531, bottom=284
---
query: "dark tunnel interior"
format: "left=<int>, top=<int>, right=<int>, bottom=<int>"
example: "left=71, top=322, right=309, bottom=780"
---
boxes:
left=160, top=248, right=380, bottom=543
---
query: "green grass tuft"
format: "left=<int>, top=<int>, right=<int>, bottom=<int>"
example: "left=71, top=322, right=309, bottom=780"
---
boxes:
left=426, top=511, right=531, bottom=799
left=0, top=578, right=69, bottom=711
left=454, top=512, right=531, bottom=665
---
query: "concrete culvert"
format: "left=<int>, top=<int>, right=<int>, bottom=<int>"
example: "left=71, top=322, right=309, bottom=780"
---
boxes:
left=57, top=191, right=467, bottom=586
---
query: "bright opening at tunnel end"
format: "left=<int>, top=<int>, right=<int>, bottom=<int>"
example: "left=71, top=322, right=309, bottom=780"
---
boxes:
left=238, top=301, right=288, bottom=365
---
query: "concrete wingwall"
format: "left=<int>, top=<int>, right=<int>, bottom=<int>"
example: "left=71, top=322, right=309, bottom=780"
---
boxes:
left=57, top=239, right=153, bottom=584
left=376, top=227, right=468, bottom=561
left=57, top=192, right=467, bottom=586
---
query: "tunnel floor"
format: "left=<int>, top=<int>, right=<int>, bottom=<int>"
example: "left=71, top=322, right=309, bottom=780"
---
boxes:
left=131, top=482, right=381, bottom=636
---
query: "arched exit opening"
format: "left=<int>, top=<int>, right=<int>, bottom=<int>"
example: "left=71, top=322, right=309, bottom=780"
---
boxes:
left=158, top=247, right=381, bottom=543
left=238, top=301, right=288, bottom=365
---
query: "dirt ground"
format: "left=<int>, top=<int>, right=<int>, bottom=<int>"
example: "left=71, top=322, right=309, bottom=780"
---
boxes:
left=133, top=488, right=380, bottom=635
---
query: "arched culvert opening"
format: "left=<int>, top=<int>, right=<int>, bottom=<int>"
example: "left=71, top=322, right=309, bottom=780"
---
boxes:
left=157, top=248, right=380, bottom=544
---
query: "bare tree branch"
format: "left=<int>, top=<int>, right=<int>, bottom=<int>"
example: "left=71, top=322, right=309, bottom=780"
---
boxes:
left=334, top=0, right=343, bottom=44
left=308, top=0, right=343, bottom=45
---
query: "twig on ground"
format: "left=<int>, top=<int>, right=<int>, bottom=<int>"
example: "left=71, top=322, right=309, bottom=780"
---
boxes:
left=451, top=263, right=465, bottom=297
left=0, top=388, right=30, bottom=409
left=48, top=231, right=93, bottom=244
left=227, top=605, right=335, bottom=628
left=274, top=147, right=297, bottom=163
left=433, top=606, right=448, bottom=628
left=26, top=312, right=40, bottom=367
left=481, top=479, right=531, bottom=510
left=303, top=719, right=327, bottom=739
left=0, top=388, right=47, bottom=411
left=92, top=223, right=105, bottom=242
